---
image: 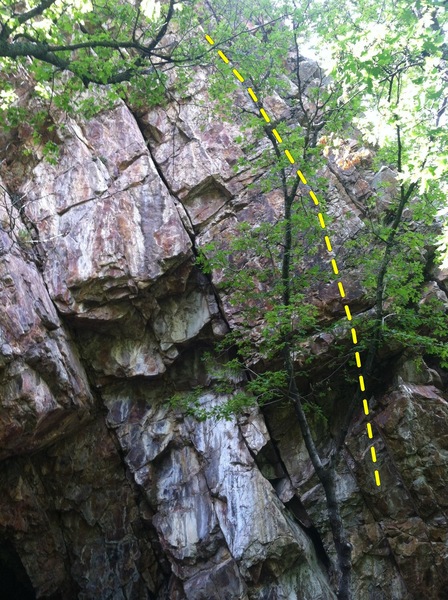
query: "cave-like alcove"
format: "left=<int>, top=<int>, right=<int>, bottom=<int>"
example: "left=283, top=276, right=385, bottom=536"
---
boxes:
left=0, top=539, right=36, bottom=599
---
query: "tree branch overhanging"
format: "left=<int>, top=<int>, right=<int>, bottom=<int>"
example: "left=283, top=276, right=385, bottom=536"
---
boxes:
left=256, top=76, right=354, bottom=597
left=0, top=3, right=294, bottom=88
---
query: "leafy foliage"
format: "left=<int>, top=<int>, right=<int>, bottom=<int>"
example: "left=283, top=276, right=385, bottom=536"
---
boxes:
left=174, top=0, right=448, bottom=425
left=0, top=0, right=208, bottom=127
left=2, top=2, right=447, bottom=597
left=1, top=0, right=445, bottom=423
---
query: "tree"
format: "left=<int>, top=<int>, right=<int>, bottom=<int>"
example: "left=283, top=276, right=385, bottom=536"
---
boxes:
left=0, top=0, right=199, bottom=84
left=0, top=0, right=288, bottom=163
left=1, top=0, right=447, bottom=598
left=174, top=1, right=448, bottom=598
left=308, top=0, right=448, bottom=443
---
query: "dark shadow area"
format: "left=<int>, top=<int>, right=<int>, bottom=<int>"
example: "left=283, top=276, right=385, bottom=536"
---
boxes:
left=0, top=540, right=36, bottom=600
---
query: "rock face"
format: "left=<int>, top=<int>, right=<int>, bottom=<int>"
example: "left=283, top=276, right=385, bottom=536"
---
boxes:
left=0, top=52, right=447, bottom=600
left=0, top=187, right=93, bottom=460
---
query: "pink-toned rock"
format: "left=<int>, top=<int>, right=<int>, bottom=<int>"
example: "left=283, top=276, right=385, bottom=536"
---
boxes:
left=0, top=187, right=93, bottom=459
left=20, top=102, right=192, bottom=314
left=0, top=41, right=447, bottom=600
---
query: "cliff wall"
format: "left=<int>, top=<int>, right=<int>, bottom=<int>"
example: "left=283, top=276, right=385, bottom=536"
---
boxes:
left=0, top=53, right=447, bottom=600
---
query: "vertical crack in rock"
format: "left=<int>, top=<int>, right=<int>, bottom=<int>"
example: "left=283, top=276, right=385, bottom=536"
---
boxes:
left=132, top=112, right=196, bottom=242
left=240, top=405, right=334, bottom=578
left=1, top=36, right=448, bottom=598
left=132, top=110, right=232, bottom=337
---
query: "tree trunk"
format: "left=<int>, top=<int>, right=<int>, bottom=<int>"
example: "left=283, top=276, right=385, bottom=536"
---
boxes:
left=281, top=190, right=352, bottom=599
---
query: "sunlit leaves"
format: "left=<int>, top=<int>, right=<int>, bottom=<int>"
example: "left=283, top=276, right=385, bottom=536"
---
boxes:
left=140, top=0, right=161, bottom=21
left=0, top=0, right=207, bottom=125
left=0, top=86, right=17, bottom=110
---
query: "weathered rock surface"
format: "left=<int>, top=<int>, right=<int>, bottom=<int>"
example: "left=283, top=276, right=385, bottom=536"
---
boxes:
left=0, top=183, right=94, bottom=460
left=0, top=47, right=447, bottom=600
left=20, top=103, right=192, bottom=314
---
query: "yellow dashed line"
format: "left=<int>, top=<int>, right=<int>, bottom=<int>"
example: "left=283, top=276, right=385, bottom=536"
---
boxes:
left=331, top=259, right=339, bottom=275
left=272, top=129, right=282, bottom=143
left=318, top=213, right=326, bottom=228
left=248, top=87, right=258, bottom=102
left=205, top=33, right=381, bottom=487
left=285, top=149, right=295, bottom=164
left=233, top=68, right=244, bottom=82
left=359, top=375, right=365, bottom=391
left=218, top=50, right=229, bottom=63
left=309, top=190, right=319, bottom=205
left=297, top=170, right=307, bottom=184
left=260, top=108, right=270, bottom=122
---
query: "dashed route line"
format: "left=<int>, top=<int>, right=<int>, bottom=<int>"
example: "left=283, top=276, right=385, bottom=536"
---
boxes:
left=205, top=33, right=381, bottom=487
